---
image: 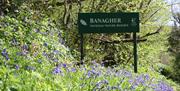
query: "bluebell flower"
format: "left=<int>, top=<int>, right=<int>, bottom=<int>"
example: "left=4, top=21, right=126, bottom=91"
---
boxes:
left=123, top=70, right=132, bottom=78
left=25, top=66, right=35, bottom=71
left=59, top=38, right=65, bottom=45
left=44, top=42, right=48, bottom=47
left=107, top=86, right=111, bottom=91
left=80, top=65, right=86, bottom=71
left=53, top=59, right=58, bottom=62
left=40, top=32, right=48, bottom=35
left=87, top=70, right=92, bottom=78
left=154, top=81, right=174, bottom=91
left=22, top=44, right=28, bottom=50
left=58, top=32, right=62, bottom=37
left=101, top=62, right=105, bottom=66
left=86, top=69, right=101, bottom=78
left=95, top=80, right=109, bottom=90
left=15, top=64, right=19, bottom=70
left=95, top=82, right=102, bottom=88
left=16, top=52, right=23, bottom=56
left=144, top=74, right=150, bottom=80
left=33, top=52, right=38, bottom=57
left=53, top=50, right=59, bottom=54
left=38, top=59, right=42, bottom=64
left=135, top=75, right=145, bottom=85
left=103, top=80, right=109, bottom=84
left=53, top=67, right=61, bottom=74
left=129, top=79, right=134, bottom=84
left=130, top=85, right=136, bottom=90
left=1, top=48, right=9, bottom=60
left=21, top=45, right=29, bottom=55
left=62, top=63, right=67, bottom=68
left=42, top=51, right=47, bottom=57
left=71, top=68, right=76, bottom=72
left=21, top=50, right=28, bottom=55
left=111, top=86, right=118, bottom=90
left=11, top=38, right=18, bottom=46
left=92, top=69, right=100, bottom=76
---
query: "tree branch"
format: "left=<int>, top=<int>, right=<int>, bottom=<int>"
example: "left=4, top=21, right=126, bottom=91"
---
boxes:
left=147, top=0, right=152, bottom=6
left=142, top=8, right=161, bottom=24
left=140, top=26, right=163, bottom=38
left=56, top=0, right=85, bottom=6
left=91, top=37, right=147, bottom=44
left=77, top=0, right=82, bottom=12
left=167, top=2, right=180, bottom=6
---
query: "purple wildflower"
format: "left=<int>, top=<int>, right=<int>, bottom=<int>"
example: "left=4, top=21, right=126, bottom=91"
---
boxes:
left=42, top=51, right=47, bottom=57
left=145, top=74, right=150, bottom=80
left=71, top=68, right=76, bottom=72
left=26, top=66, right=35, bottom=71
left=86, top=69, right=100, bottom=78
left=129, top=79, right=134, bottom=84
left=1, top=48, right=9, bottom=60
left=95, top=80, right=109, bottom=89
left=95, top=82, right=102, bottom=88
left=59, top=38, right=65, bottom=45
left=123, top=70, right=132, bottom=78
left=22, top=44, right=28, bottom=50
left=130, top=84, right=137, bottom=90
left=53, top=59, right=58, bottom=62
left=101, top=62, right=105, bottom=66
left=33, top=52, right=38, bottom=57
left=135, top=75, right=145, bottom=85
left=62, top=63, right=67, bottom=68
left=107, top=86, right=111, bottom=91
left=53, top=50, right=59, bottom=54
left=154, top=81, right=174, bottom=91
left=16, top=52, right=23, bottom=56
left=111, top=86, right=118, bottom=90
left=38, top=59, right=42, bottom=64
left=21, top=45, right=28, bottom=55
left=58, top=32, right=62, bottom=37
left=103, top=80, right=109, bottom=84
left=43, top=42, right=48, bottom=47
left=87, top=70, right=92, bottom=78
left=11, top=38, right=18, bottom=46
left=15, top=64, right=19, bottom=70
left=53, top=67, right=61, bottom=74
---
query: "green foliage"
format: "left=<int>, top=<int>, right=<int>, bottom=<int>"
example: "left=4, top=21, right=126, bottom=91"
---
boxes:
left=0, top=7, right=75, bottom=68
left=14, top=0, right=171, bottom=67
left=168, top=13, right=180, bottom=83
left=0, top=61, right=176, bottom=91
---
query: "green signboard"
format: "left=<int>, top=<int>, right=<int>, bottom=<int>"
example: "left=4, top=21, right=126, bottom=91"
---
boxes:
left=78, top=12, right=139, bottom=73
left=78, top=13, right=139, bottom=33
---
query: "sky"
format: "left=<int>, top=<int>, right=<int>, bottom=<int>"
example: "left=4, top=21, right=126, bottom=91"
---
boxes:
left=165, top=0, right=180, bottom=26
left=166, top=0, right=180, bottom=12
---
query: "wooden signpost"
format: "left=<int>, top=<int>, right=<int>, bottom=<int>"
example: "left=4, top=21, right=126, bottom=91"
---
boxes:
left=78, top=13, right=139, bottom=73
